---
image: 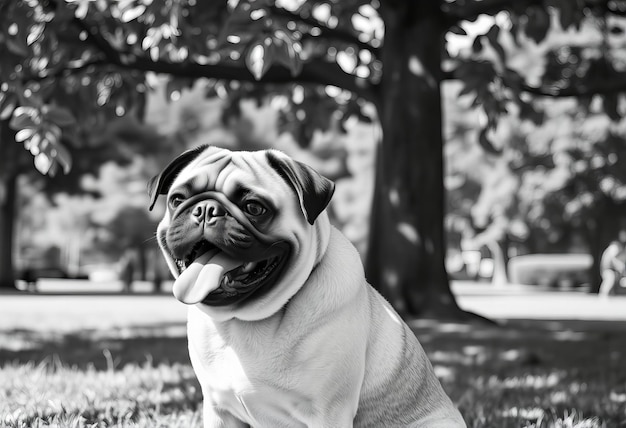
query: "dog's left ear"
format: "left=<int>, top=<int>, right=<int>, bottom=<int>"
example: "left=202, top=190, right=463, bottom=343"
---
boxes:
left=266, top=151, right=335, bottom=225
left=147, top=145, right=209, bottom=211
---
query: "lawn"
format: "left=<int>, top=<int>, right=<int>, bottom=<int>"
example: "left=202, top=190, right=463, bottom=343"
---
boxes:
left=1, top=314, right=625, bottom=427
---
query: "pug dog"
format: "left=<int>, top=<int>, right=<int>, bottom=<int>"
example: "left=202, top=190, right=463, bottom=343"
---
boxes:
left=148, top=145, right=466, bottom=428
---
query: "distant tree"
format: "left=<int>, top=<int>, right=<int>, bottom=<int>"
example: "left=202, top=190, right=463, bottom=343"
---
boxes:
left=445, top=89, right=529, bottom=285
left=0, top=1, right=151, bottom=288
left=0, top=113, right=168, bottom=288
left=447, top=90, right=626, bottom=290
left=509, top=99, right=626, bottom=290
left=2, top=1, right=625, bottom=315
left=99, top=206, right=159, bottom=280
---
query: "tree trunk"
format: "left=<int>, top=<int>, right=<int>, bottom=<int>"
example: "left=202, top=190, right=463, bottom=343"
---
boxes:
left=366, top=1, right=464, bottom=318
left=0, top=121, right=18, bottom=290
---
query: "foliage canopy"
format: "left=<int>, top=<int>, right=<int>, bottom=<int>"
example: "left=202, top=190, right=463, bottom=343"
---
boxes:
left=2, top=0, right=625, bottom=174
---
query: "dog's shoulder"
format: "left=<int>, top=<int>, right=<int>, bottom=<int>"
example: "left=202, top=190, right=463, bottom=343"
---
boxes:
left=309, top=227, right=365, bottom=294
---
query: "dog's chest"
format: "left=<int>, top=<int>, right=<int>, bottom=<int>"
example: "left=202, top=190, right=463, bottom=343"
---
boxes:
left=187, top=308, right=308, bottom=425
left=188, top=308, right=287, bottom=371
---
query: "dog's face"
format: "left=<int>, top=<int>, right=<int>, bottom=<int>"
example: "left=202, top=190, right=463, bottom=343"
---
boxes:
left=148, top=146, right=334, bottom=321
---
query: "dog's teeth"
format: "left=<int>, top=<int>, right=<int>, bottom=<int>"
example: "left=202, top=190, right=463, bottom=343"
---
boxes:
left=241, top=261, right=258, bottom=273
left=221, top=274, right=236, bottom=292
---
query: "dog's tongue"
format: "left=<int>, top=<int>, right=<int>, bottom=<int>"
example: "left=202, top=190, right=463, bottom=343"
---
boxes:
left=173, top=250, right=241, bottom=304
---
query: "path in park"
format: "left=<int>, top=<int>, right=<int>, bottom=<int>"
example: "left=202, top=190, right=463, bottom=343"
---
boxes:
left=453, top=281, right=626, bottom=322
left=1, top=279, right=626, bottom=333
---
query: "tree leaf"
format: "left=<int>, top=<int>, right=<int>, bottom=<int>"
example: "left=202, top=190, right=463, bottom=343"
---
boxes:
left=5, top=38, right=28, bottom=57
left=0, top=94, right=17, bottom=120
left=121, top=5, right=146, bottom=22
left=458, top=80, right=477, bottom=98
left=44, top=106, right=76, bottom=127
left=10, top=106, right=38, bottom=129
left=150, top=46, right=160, bottom=61
left=472, top=36, right=483, bottom=53
left=519, top=101, right=544, bottom=125
left=51, top=141, right=73, bottom=175
left=142, top=27, right=162, bottom=50
left=27, top=24, right=44, bottom=46
left=74, top=0, right=90, bottom=20
left=525, top=6, right=551, bottom=44
left=34, top=151, right=53, bottom=175
left=15, top=128, right=35, bottom=142
left=603, top=94, right=621, bottom=121
left=486, top=24, right=506, bottom=62
left=273, top=30, right=302, bottom=77
left=478, top=128, right=501, bottom=154
left=546, top=0, right=584, bottom=30
left=217, top=2, right=266, bottom=48
left=245, top=40, right=274, bottom=80
left=448, top=25, right=467, bottom=36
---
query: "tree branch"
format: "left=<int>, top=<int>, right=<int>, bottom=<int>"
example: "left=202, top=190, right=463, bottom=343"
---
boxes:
left=130, top=55, right=379, bottom=102
left=444, top=66, right=626, bottom=97
left=27, top=58, right=107, bottom=81
left=520, top=80, right=626, bottom=97
left=444, top=0, right=626, bottom=26
left=270, top=6, right=381, bottom=58
left=71, top=14, right=379, bottom=103
left=72, top=16, right=126, bottom=64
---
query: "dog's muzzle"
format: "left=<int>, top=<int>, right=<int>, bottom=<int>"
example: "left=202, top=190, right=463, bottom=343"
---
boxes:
left=164, top=192, right=290, bottom=307
left=172, top=191, right=263, bottom=238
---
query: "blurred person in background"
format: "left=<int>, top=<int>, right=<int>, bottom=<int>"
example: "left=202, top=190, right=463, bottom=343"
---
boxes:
left=599, top=230, right=626, bottom=297
left=119, top=249, right=137, bottom=293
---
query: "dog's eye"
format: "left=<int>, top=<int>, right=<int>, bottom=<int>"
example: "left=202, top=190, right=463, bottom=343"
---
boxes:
left=244, top=201, right=267, bottom=216
left=169, top=194, right=186, bottom=209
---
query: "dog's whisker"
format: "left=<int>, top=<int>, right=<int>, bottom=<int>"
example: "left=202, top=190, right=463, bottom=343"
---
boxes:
left=144, top=235, right=158, bottom=244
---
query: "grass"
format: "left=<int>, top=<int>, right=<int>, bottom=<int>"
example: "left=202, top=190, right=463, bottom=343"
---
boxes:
left=415, top=319, right=626, bottom=428
left=1, top=359, right=201, bottom=428
left=1, top=319, right=625, bottom=427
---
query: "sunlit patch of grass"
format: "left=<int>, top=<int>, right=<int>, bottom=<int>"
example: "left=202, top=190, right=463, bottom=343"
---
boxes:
left=505, top=408, right=602, bottom=428
left=0, top=357, right=202, bottom=428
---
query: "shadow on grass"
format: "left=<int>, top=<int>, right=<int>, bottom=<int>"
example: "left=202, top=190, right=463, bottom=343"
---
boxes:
left=409, top=318, right=626, bottom=427
left=0, top=323, right=191, bottom=370
left=412, top=318, right=626, bottom=374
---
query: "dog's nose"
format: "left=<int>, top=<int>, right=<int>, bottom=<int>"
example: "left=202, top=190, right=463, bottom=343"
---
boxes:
left=191, top=200, right=226, bottom=225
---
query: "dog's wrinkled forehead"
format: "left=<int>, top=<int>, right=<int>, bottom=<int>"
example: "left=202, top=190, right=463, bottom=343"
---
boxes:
left=173, top=148, right=275, bottom=196
left=148, top=145, right=335, bottom=225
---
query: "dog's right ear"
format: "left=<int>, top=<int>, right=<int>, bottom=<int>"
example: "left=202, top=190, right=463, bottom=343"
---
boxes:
left=147, top=145, right=208, bottom=211
left=266, top=150, right=335, bottom=225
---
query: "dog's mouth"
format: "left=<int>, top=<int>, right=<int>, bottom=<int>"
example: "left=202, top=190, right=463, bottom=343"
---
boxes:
left=175, top=240, right=217, bottom=273
left=172, top=239, right=289, bottom=306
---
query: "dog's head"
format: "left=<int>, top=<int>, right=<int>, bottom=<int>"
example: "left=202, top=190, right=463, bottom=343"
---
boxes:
left=148, top=145, right=334, bottom=321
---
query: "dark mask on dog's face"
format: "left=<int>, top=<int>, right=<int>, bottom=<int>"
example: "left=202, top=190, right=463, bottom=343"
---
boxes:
left=148, top=146, right=334, bottom=319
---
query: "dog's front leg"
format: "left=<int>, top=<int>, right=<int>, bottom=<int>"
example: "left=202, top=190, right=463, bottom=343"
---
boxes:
left=202, top=402, right=249, bottom=428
